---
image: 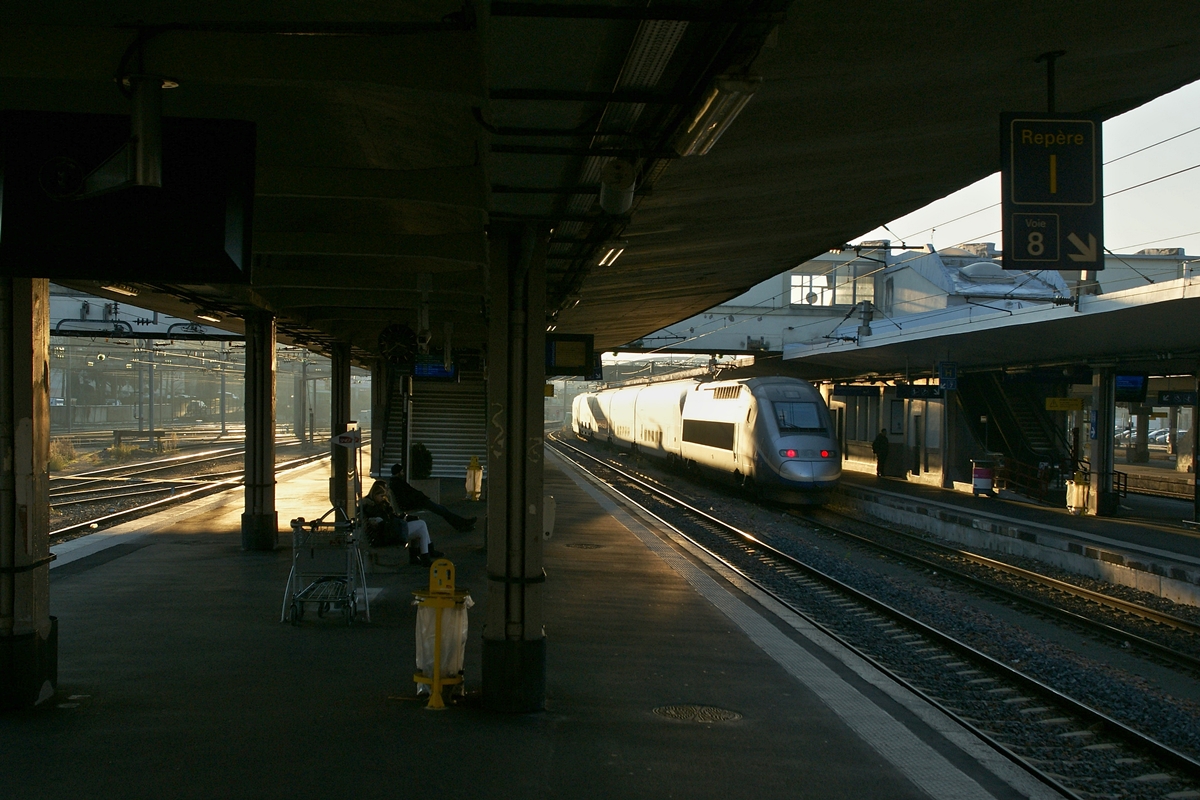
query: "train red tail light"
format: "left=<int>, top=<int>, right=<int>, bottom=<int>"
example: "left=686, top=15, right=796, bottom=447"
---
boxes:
left=779, top=448, right=797, bottom=458
left=820, top=449, right=830, bottom=458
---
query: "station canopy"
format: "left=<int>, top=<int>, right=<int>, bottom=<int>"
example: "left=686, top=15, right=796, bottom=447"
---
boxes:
left=2, top=3, right=1199, bottom=362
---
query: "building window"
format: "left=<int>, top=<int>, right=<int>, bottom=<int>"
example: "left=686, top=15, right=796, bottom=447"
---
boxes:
left=791, top=263, right=876, bottom=307
left=791, top=273, right=833, bottom=306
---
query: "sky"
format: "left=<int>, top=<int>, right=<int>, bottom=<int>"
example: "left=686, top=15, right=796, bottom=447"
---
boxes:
left=848, top=79, right=1200, bottom=257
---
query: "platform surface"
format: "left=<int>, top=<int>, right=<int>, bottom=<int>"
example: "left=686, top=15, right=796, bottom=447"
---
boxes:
left=0, top=457, right=1054, bottom=800
left=841, top=468, right=1200, bottom=565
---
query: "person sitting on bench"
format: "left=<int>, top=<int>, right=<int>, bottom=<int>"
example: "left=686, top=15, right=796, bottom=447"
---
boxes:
left=361, top=481, right=442, bottom=565
left=388, top=464, right=476, bottom=533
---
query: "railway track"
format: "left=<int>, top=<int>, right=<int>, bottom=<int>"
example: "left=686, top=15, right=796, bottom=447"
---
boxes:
left=49, top=440, right=353, bottom=539
left=800, top=507, right=1200, bottom=674
left=548, top=434, right=1200, bottom=799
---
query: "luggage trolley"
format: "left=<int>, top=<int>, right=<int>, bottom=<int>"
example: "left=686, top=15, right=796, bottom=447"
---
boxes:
left=281, top=509, right=371, bottom=625
left=281, top=424, right=371, bottom=625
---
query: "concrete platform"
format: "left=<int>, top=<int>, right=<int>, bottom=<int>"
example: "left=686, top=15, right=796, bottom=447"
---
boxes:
left=0, top=457, right=1056, bottom=799
left=836, top=470, right=1200, bottom=607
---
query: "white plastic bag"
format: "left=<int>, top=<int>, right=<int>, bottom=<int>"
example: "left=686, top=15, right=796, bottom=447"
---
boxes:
left=415, top=595, right=473, bottom=695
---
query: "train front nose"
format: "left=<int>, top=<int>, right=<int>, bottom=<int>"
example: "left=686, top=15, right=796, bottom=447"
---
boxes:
left=779, top=459, right=841, bottom=482
left=776, top=444, right=841, bottom=485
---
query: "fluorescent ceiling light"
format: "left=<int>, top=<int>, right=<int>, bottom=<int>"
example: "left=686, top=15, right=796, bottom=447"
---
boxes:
left=100, top=283, right=139, bottom=297
left=675, top=75, right=762, bottom=157
left=598, top=248, right=625, bottom=267
left=195, top=311, right=222, bottom=323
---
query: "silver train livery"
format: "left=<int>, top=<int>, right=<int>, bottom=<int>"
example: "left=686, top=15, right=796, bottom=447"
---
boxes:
left=572, top=376, right=840, bottom=503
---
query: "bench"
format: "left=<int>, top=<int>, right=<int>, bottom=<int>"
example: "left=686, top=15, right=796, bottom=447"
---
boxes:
left=112, top=430, right=165, bottom=447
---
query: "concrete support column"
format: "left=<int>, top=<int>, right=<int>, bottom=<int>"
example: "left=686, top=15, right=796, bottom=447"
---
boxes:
left=1132, top=407, right=1150, bottom=463
left=370, top=358, right=389, bottom=477
left=482, top=223, right=547, bottom=712
left=329, top=342, right=352, bottom=517
left=1192, top=377, right=1200, bottom=522
left=941, top=391, right=956, bottom=488
left=241, top=310, right=278, bottom=550
left=0, top=278, right=56, bottom=708
left=1088, top=368, right=1118, bottom=516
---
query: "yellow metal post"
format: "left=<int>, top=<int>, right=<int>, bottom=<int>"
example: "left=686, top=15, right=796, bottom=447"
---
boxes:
left=412, top=559, right=468, bottom=710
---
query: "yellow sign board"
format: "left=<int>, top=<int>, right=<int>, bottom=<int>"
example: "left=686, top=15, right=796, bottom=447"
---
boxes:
left=544, top=383, right=555, bottom=397
left=1045, top=397, right=1084, bottom=411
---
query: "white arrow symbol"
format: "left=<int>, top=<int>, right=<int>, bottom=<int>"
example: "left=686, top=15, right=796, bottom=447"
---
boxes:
left=1067, top=233, right=1097, bottom=262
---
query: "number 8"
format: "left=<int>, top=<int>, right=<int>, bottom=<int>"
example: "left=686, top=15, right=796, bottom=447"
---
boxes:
left=1028, top=231, right=1044, bottom=256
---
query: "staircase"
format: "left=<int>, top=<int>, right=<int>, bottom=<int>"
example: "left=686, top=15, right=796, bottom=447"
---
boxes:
left=1004, top=383, right=1056, bottom=456
left=956, top=372, right=1074, bottom=502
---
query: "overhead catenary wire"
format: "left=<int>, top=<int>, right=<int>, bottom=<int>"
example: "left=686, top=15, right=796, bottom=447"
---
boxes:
left=884, top=123, right=1200, bottom=244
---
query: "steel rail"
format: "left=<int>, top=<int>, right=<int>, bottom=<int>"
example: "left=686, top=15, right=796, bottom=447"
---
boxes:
left=51, top=485, right=179, bottom=508
left=49, top=451, right=331, bottom=539
left=49, top=438, right=310, bottom=492
left=547, top=434, right=1200, bottom=781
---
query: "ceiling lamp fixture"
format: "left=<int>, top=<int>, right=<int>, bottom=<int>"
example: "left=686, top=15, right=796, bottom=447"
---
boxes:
left=195, top=310, right=222, bottom=323
left=675, top=75, right=762, bottom=157
left=598, top=248, right=625, bottom=267
left=598, top=159, right=635, bottom=215
left=100, top=283, right=139, bottom=297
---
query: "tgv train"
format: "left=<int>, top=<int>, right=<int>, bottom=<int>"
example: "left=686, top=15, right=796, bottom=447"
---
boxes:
left=572, top=376, right=840, bottom=503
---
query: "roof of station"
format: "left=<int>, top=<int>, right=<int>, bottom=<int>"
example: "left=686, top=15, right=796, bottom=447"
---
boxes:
left=3, top=3, right=1200, bottom=362
left=782, top=275, right=1200, bottom=382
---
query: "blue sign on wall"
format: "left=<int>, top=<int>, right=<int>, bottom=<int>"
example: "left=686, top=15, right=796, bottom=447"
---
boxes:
left=1158, top=391, right=1198, bottom=406
left=896, top=385, right=943, bottom=399
left=938, top=361, right=958, bottom=391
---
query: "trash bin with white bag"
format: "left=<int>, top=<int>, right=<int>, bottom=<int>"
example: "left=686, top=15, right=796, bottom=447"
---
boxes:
left=412, top=559, right=472, bottom=710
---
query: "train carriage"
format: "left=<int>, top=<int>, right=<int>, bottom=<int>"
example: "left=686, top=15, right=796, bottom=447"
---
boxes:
left=572, top=375, right=840, bottom=504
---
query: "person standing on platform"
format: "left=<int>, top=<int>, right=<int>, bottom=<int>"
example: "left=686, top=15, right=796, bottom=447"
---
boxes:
left=872, top=429, right=890, bottom=477
left=389, top=463, right=477, bottom=532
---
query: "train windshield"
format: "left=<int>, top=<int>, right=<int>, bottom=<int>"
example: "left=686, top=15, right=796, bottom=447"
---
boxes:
left=773, top=401, right=825, bottom=434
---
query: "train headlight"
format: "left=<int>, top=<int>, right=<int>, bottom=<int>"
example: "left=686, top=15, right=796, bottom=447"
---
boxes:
left=779, top=448, right=797, bottom=458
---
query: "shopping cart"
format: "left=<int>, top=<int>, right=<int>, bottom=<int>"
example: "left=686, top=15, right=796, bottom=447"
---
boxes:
left=281, top=507, right=371, bottom=626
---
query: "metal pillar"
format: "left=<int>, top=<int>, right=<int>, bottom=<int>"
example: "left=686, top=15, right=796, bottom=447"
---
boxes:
left=0, top=278, right=56, bottom=708
left=482, top=223, right=547, bottom=712
left=293, top=368, right=305, bottom=443
left=241, top=310, right=278, bottom=550
left=219, top=342, right=227, bottom=435
left=330, top=343, right=353, bottom=517
left=1088, top=368, right=1119, bottom=516
left=64, top=361, right=72, bottom=434
left=405, top=378, right=413, bottom=473
left=146, top=348, right=155, bottom=448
